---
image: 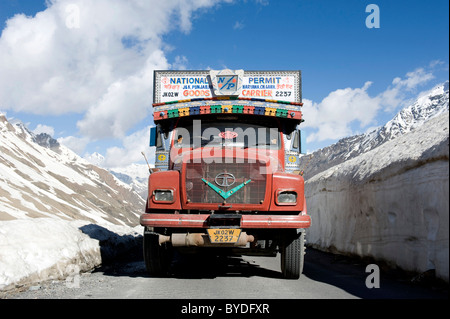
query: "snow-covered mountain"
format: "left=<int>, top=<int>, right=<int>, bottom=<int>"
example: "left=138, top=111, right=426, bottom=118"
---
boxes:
left=0, top=114, right=145, bottom=226
left=300, top=81, right=449, bottom=179
left=109, top=164, right=150, bottom=199
left=83, top=152, right=150, bottom=199
left=83, top=152, right=105, bottom=167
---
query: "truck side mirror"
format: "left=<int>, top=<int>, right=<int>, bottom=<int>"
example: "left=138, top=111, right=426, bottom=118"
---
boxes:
left=300, top=130, right=306, bottom=154
left=291, top=130, right=299, bottom=151
left=290, top=129, right=306, bottom=154
left=149, top=126, right=157, bottom=147
left=149, top=126, right=164, bottom=149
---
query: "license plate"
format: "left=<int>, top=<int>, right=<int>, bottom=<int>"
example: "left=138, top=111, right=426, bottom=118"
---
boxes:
left=207, top=228, right=241, bottom=244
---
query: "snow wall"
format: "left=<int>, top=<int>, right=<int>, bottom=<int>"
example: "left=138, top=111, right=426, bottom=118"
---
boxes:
left=305, top=113, right=449, bottom=282
left=0, top=219, right=141, bottom=291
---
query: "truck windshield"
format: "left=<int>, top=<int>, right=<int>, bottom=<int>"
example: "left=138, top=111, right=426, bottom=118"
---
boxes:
left=174, top=120, right=280, bottom=149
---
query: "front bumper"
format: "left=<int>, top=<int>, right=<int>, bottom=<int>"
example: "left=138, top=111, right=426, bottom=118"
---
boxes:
left=140, top=213, right=311, bottom=229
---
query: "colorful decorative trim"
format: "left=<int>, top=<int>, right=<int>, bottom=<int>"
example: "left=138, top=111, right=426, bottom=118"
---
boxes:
left=153, top=104, right=302, bottom=121
left=153, top=96, right=303, bottom=107
left=152, top=97, right=303, bottom=121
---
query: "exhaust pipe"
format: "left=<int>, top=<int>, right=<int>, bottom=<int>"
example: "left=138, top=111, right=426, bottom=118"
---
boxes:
left=159, top=232, right=254, bottom=247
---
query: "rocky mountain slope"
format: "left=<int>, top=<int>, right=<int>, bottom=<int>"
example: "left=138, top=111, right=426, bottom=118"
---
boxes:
left=109, top=164, right=149, bottom=199
left=0, top=114, right=145, bottom=226
left=83, top=152, right=150, bottom=199
left=300, top=81, right=449, bottom=179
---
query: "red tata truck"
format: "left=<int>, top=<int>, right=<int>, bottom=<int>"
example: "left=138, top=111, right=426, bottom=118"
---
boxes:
left=140, top=69, right=311, bottom=279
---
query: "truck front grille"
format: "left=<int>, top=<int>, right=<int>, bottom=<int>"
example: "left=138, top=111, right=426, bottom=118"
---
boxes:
left=185, top=158, right=267, bottom=205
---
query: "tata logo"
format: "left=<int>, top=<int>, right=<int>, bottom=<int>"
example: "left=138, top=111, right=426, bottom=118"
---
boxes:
left=215, top=173, right=236, bottom=187
left=217, top=75, right=238, bottom=93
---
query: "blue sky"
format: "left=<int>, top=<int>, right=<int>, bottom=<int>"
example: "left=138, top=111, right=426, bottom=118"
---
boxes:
left=0, top=0, right=448, bottom=167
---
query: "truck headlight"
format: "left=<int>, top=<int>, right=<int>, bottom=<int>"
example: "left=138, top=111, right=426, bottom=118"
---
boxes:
left=153, top=189, right=174, bottom=202
left=277, top=191, right=297, bottom=204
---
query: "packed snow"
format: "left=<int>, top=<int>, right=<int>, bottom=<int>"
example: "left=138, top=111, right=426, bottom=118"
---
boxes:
left=305, top=112, right=449, bottom=281
left=0, top=113, right=145, bottom=291
left=303, top=82, right=449, bottom=282
left=0, top=218, right=142, bottom=290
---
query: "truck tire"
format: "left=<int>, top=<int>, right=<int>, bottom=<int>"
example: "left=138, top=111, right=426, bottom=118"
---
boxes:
left=143, top=230, right=172, bottom=277
left=280, top=230, right=305, bottom=279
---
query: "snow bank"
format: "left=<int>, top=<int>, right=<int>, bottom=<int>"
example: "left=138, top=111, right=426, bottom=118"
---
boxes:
left=0, top=218, right=142, bottom=291
left=305, top=112, right=449, bottom=281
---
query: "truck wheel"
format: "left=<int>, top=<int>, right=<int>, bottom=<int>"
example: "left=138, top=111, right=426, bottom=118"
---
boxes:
left=143, top=230, right=172, bottom=277
left=280, top=230, right=305, bottom=279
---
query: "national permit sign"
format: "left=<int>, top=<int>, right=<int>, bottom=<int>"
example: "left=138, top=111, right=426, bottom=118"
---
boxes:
left=153, top=70, right=301, bottom=103
left=158, top=73, right=210, bottom=102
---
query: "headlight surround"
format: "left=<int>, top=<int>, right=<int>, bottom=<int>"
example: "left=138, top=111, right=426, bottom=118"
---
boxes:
left=153, top=189, right=174, bottom=203
left=276, top=190, right=297, bottom=205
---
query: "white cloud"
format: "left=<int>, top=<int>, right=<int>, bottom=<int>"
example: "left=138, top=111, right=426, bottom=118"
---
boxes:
left=1, top=1, right=442, bottom=166
left=57, top=135, right=90, bottom=155
left=103, top=126, right=152, bottom=168
left=0, top=0, right=233, bottom=168
left=303, top=81, right=381, bottom=143
left=172, top=55, right=189, bottom=70
left=76, top=50, right=165, bottom=139
left=392, top=68, right=434, bottom=90
left=381, top=67, right=435, bottom=112
left=303, top=66, right=437, bottom=144
left=0, top=0, right=226, bottom=141
left=33, top=124, right=55, bottom=136
left=233, top=21, right=245, bottom=30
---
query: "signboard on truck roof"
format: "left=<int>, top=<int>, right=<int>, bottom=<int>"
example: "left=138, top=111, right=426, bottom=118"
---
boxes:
left=153, top=69, right=301, bottom=104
